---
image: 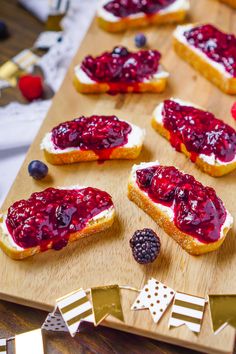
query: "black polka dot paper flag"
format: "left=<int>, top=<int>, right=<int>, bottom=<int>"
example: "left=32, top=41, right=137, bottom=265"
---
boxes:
left=56, top=288, right=94, bottom=337
left=168, top=292, right=206, bottom=334
left=131, top=278, right=175, bottom=323
left=0, top=339, right=6, bottom=354
left=42, top=312, right=68, bottom=332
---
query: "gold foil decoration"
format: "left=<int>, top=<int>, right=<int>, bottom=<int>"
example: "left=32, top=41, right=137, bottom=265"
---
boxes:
left=0, top=338, right=7, bottom=354
left=15, top=329, right=44, bottom=354
left=0, top=61, right=19, bottom=86
left=91, top=285, right=124, bottom=326
left=46, top=0, right=70, bottom=31
left=209, top=295, right=236, bottom=334
left=46, top=14, right=64, bottom=31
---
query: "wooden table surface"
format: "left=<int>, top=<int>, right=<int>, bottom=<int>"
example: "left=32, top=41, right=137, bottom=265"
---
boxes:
left=0, top=1, right=235, bottom=353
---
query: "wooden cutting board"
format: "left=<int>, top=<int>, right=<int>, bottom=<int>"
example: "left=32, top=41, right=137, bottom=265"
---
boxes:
left=0, top=0, right=235, bottom=353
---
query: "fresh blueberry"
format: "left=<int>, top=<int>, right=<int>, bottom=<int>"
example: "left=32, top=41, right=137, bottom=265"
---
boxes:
left=134, top=33, right=147, bottom=48
left=0, top=20, right=9, bottom=40
left=112, top=46, right=129, bottom=56
left=28, top=160, right=48, bottom=180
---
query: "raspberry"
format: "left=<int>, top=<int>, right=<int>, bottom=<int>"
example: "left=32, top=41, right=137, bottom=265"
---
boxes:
left=231, top=102, right=236, bottom=121
left=130, top=228, right=161, bottom=264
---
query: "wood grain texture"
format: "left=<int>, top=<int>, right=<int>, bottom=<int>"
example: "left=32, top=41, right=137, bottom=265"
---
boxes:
left=0, top=300, right=203, bottom=354
left=0, top=0, right=236, bottom=353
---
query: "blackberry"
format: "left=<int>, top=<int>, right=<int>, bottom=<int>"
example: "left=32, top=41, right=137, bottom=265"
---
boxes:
left=130, top=228, right=161, bottom=264
left=28, top=160, right=48, bottom=180
left=134, top=33, right=147, bottom=48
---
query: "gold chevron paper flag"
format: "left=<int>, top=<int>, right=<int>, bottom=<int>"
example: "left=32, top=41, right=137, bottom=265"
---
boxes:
left=91, top=285, right=124, bottom=326
left=0, top=339, right=6, bottom=354
left=209, top=295, right=236, bottom=334
left=131, top=278, right=175, bottom=323
left=57, top=288, right=94, bottom=337
left=169, top=292, right=206, bottom=334
left=15, top=329, right=44, bottom=354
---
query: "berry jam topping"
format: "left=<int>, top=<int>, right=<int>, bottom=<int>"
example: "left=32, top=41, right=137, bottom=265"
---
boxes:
left=162, top=100, right=236, bottom=163
left=136, top=165, right=226, bottom=243
left=130, top=228, right=161, bottom=264
left=183, top=24, right=236, bottom=77
left=104, top=0, right=176, bottom=18
left=81, top=46, right=161, bottom=83
left=51, top=115, right=132, bottom=160
left=6, top=187, right=113, bottom=250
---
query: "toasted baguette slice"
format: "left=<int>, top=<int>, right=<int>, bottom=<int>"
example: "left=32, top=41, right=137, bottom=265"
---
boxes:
left=128, top=162, right=233, bottom=255
left=41, top=120, right=145, bottom=165
left=97, top=0, right=189, bottom=32
left=73, top=65, right=169, bottom=94
left=218, top=0, right=236, bottom=8
left=173, top=24, right=236, bottom=94
left=151, top=98, right=236, bottom=177
left=0, top=186, right=115, bottom=260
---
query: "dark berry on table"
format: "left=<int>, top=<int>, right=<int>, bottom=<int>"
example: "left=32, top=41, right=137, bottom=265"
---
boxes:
left=134, top=33, right=147, bottom=48
left=130, top=228, right=161, bottom=264
left=112, top=46, right=129, bottom=56
left=28, top=160, right=48, bottom=180
left=231, top=102, right=236, bottom=121
left=0, top=20, right=9, bottom=40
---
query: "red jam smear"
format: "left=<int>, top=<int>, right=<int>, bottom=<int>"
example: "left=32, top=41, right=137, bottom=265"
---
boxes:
left=183, top=24, right=236, bottom=77
left=6, top=187, right=113, bottom=251
left=162, top=100, right=236, bottom=163
left=136, top=165, right=226, bottom=243
left=104, top=0, right=176, bottom=18
left=51, top=115, right=132, bottom=160
left=81, top=47, right=161, bottom=84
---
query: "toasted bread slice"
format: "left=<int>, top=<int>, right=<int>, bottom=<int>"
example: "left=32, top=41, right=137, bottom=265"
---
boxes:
left=151, top=98, right=236, bottom=177
left=218, top=0, right=236, bottom=8
left=41, top=120, right=145, bottom=165
left=173, top=24, right=236, bottom=94
left=0, top=186, right=115, bottom=260
left=73, top=65, right=169, bottom=94
left=128, top=162, right=233, bottom=255
left=97, top=0, right=190, bottom=32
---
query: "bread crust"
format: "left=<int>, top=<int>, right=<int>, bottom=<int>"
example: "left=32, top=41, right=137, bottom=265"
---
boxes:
left=44, top=144, right=143, bottom=165
left=218, top=0, right=236, bottom=8
left=151, top=117, right=236, bottom=177
left=128, top=180, right=230, bottom=255
left=73, top=74, right=167, bottom=94
left=97, top=9, right=187, bottom=32
left=173, top=37, right=236, bottom=94
left=0, top=210, right=115, bottom=260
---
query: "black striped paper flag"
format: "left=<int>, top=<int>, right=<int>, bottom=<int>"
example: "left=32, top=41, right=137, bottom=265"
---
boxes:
left=57, top=288, right=94, bottom=336
left=0, top=339, right=6, bottom=354
left=169, top=292, right=206, bottom=333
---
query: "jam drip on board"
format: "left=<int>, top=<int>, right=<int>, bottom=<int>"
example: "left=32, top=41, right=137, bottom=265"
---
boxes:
left=183, top=24, right=236, bottom=77
left=136, top=165, right=226, bottom=243
left=81, top=46, right=161, bottom=86
left=162, top=100, right=236, bottom=163
left=51, top=115, right=132, bottom=160
left=104, top=0, right=176, bottom=18
left=6, top=187, right=113, bottom=250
